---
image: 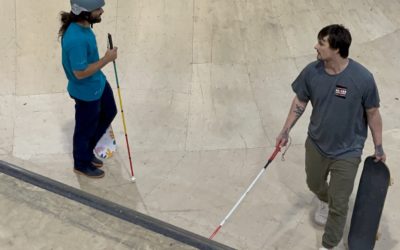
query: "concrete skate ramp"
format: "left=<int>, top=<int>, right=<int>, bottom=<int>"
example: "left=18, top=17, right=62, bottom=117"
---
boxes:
left=1, top=1, right=400, bottom=249
left=0, top=160, right=233, bottom=250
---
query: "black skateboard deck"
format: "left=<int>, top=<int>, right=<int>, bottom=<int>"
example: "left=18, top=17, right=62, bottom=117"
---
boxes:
left=348, top=156, right=391, bottom=250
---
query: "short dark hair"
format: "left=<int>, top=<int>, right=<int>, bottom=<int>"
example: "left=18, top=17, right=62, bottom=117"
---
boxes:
left=318, top=24, right=352, bottom=58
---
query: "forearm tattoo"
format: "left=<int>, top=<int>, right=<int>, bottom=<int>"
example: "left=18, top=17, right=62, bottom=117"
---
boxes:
left=375, top=144, right=385, bottom=157
left=282, top=128, right=289, bottom=141
left=291, top=104, right=305, bottom=128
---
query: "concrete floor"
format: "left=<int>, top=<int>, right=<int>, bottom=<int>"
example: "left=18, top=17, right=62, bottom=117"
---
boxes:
left=1, top=0, right=400, bottom=249
left=0, top=172, right=196, bottom=250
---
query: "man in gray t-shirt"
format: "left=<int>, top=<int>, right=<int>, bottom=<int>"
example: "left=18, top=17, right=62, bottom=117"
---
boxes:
left=276, top=24, right=385, bottom=250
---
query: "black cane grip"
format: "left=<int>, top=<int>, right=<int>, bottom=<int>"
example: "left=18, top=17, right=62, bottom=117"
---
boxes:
left=108, top=33, right=114, bottom=49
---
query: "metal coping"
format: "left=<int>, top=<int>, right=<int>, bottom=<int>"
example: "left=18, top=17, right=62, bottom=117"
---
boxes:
left=0, top=160, right=235, bottom=250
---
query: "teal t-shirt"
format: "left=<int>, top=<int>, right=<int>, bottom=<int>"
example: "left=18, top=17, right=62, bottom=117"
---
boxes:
left=62, top=22, right=106, bottom=101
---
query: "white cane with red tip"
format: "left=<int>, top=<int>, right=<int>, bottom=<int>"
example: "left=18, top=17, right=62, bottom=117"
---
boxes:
left=209, top=146, right=281, bottom=239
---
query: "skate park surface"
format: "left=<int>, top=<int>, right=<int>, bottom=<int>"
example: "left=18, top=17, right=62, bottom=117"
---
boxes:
left=1, top=0, right=400, bottom=249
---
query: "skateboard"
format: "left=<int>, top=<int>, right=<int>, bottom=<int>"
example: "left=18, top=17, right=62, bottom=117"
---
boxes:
left=94, top=126, right=117, bottom=159
left=348, top=156, right=391, bottom=250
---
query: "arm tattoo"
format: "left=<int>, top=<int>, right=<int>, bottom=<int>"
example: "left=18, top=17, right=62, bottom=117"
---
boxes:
left=375, top=144, right=384, bottom=157
left=294, top=104, right=305, bottom=117
left=282, top=128, right=289, bottom=140
left=290, top=104, right=305, bottom=129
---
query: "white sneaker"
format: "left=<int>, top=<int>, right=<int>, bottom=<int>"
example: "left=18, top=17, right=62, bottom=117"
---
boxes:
left=314, top=200, right=329, bottom=226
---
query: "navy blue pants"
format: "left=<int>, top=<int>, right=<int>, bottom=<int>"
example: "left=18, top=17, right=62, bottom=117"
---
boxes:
left=71, top=82, right=117, bottom=168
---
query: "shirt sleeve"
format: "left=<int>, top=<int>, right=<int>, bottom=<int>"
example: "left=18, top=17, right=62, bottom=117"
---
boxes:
left=362, top=74, right=380, bottom=109
left=291, top=67, right=310, bottom=102
left=68, top=42, right=88, bottom=72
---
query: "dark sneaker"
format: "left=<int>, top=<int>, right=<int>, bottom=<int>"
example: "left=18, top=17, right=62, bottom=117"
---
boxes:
left=91, top=157, right=103, bottom=168
left=74, top=165, right=105, bottom=178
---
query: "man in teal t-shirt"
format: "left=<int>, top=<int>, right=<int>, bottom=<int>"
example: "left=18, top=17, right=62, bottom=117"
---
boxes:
left=59, top=0, right=118, bottom=178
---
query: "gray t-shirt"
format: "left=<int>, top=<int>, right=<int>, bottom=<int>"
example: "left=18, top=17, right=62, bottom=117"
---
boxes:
left=292, top=59, right=380, bottom=158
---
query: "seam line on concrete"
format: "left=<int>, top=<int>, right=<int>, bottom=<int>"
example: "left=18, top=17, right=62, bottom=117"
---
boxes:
left=0, top=160, right=235, bottom=250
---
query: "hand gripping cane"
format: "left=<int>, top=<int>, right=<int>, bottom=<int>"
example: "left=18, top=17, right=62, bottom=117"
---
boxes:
left=108, top=34, right=136, bottom=182
left=209, top=146, right=281, bottom=239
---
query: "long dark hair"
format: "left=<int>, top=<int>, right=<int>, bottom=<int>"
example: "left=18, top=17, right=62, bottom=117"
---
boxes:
left=58, top=11, right=90, bottom=39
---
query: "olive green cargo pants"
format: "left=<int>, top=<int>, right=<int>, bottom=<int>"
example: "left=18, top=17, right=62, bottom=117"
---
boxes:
left=305, top=138, right=361, bottom=248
